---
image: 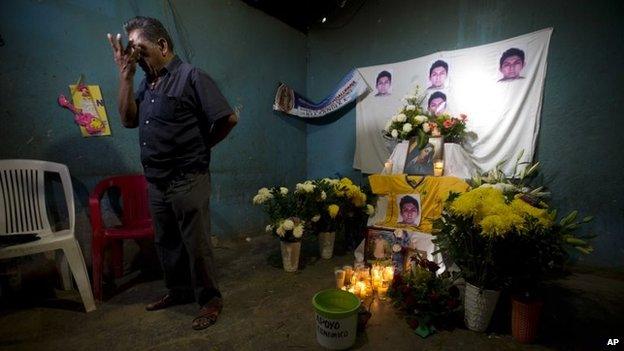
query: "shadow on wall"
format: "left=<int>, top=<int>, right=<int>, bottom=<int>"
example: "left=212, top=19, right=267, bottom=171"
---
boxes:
left=42, top=136, right=134, bottom=263
left=42, top=136, right=134, bottom=207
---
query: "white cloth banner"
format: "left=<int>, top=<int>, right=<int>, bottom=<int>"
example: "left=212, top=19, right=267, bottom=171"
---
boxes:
left=354, top=28, right=552, bottom=176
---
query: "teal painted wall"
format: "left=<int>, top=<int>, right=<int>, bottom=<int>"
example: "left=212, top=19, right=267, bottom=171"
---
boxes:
left=1, top=0, right=622, bottom=268
left=0, top=0, right=307, bottom=260
left=306, top=0, right=624, bottom=266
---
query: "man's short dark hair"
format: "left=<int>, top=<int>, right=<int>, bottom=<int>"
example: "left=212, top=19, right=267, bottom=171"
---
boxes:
left=400, top=196, right=419, bottom=213
left=428, top=91, right=446, bottom=106
left=124, top=16, right=174, bottom=51
left=376, top=70, right=392, bottom=85
left=429, top=60, right=448, bottom=76
left=499, top=48, right=525, bottom=68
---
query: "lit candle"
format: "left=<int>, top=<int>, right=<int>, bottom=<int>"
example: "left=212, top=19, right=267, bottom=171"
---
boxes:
left=434, top=160, right=444, bottom=176
left=378, top=283, right=389, bottom=300
left=362, top=283, right=372, bottom=298
left=343, top=265, right=354, bottom=285
left=357, top=281, right=366, bottom=294
left=384, top=160, right=393, bottom=174
left=363, top=268, right=371, bottom=281
left=383, top=266, right=394, bottom=282
left=371, top=265, right=381, bottom=280
left=335, top=269, right=346, bottom=289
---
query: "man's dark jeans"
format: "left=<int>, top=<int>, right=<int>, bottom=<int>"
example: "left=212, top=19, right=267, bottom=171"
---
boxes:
left=147, top=172, right=219, bottom=306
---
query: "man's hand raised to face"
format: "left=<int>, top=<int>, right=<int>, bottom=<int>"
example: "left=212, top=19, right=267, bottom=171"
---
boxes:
left=107, top=33, right=139, bottom=81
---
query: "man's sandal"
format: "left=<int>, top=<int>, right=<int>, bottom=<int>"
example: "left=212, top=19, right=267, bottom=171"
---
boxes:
left=192, top=297, right=223, bottom=330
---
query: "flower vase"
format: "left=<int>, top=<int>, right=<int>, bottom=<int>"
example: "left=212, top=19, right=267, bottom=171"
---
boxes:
left=464, top=282, right=501, bottom=332
left=511, top=296, right=543, bottom=343
left=280, top=241, right=301, bottom=272
left=318, top=232, right=336, bottom=259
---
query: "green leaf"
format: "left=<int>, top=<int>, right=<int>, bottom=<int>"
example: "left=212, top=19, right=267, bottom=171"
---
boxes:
left=524, top=162, right=540, bottom=177
left=581, top=216, right=594, bottom=223
left=565, top=237, right=587, bottom=246
left=417, top=129, right=429, bottom=149
left=575, top=247, right=592, bottom=255
left=559, top=210, right=578, bottom=227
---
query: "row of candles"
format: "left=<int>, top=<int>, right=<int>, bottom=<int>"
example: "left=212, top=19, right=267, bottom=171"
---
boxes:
left=383, top=159, right=445, bottom=176
left=334, top=263, right=395, bottom=300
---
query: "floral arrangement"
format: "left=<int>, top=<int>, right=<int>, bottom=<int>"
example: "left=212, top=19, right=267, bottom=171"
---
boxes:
left=330, top=177, right=376, bottom=248
left=383, top=87, right=469, bottom=147
left=433, top=155, right=594, bottom=292
left=331, top=177, right=375, bottom=218
left=253, top=187, right=306, bottom=242
left=434, top=113, right=468, bottom=144
left=253, top=177, right=376, bottom=243
left=383, top=89, right=434, bottom=144
left=388, top=257, right=462, bottom=337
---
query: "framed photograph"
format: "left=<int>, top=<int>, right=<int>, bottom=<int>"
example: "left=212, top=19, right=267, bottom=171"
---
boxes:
left=396, top=194, right=422, bottom=227
left=364, top=228, right=395, bottom=262
left=403, top=136, right=443, bottom=175
left=365, top=227, right=406, bottom=273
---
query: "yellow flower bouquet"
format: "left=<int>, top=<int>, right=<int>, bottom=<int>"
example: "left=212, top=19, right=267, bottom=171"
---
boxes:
left=433, top=159, right=593, bottom=292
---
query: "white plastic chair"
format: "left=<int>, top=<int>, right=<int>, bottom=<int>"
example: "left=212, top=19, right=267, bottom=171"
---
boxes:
left=0, top=159, right=96, bottom=312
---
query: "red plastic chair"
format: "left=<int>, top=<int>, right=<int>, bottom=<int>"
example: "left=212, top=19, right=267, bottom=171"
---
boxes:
left=89, top=174, right=153, bottom=301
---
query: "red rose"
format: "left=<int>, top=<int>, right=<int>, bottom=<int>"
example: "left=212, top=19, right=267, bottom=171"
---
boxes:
left=446, top=298, right=460, bottom=310
left=404, top=294, right=417, bottom=309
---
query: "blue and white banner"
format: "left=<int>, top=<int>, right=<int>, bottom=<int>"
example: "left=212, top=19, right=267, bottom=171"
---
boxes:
left=273, top=69, right=370, bottom=118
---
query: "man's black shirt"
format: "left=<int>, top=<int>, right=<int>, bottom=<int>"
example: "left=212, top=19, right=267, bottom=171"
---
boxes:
left=135, top=56, right=233, bottom=182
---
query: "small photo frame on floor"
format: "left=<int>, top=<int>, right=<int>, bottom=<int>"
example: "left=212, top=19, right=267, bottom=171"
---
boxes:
left=365, top=227, right=406, bottom=273
left=364, top=228, right=395, bottom=262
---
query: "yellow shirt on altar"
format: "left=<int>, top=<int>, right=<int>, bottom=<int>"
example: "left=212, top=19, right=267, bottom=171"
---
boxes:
left=368, top=174, right=470, bottom=233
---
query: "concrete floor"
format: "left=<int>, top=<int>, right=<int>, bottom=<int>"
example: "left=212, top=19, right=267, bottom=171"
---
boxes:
left=0, top=235, right=622, bottom=350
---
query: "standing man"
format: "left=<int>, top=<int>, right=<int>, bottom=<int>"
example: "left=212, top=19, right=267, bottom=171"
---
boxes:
left=107, top=16, right=237, bottom=330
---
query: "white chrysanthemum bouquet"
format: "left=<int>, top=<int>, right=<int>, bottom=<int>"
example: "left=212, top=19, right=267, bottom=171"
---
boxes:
left=383, top=87, right=438, bottom=144
left=252, top=177, right=376, bottom=242
left=383, top=86, right=470, bottom=147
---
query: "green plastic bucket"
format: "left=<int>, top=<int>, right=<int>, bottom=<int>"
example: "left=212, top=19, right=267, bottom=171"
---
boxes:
left=312, top=289, right=361, bottom=350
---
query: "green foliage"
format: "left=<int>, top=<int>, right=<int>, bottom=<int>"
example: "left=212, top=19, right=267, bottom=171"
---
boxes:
left=432, top=212, right=508, bottom=289
left=434, top=113, right=468, bottom=144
